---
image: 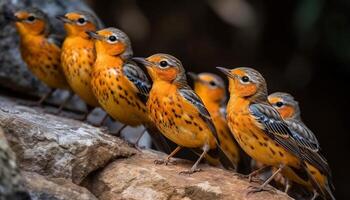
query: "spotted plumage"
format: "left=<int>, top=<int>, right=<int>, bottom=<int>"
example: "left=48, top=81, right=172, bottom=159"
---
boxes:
left=13, top=8, right=69, bottom=90
left=188, top=72, right=240, bottom=168
left=133, top=54, right=236, bottom=173
left=89, top=27, right=150, bottom=126
left=268, top=92, right=334, bottom=199
left=218, top=67, right=335, bottom=199
left=59, top=11, right=100, bottom=107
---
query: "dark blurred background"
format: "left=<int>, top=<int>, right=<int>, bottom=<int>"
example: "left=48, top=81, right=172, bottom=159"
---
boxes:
left=85, top=0, right=350, bottom=199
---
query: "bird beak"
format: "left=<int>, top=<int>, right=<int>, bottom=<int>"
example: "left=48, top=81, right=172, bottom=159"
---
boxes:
left=56, top=15, right=71, bottom=23
left=5, top=12, right=19, bottom=22
left=187, top=72, right=199, bottom=81
left=216, top=67, right=236, bottom=79
left=86, top=31, right=103, bottom=40
left=132, top=57, right=153, bottom=67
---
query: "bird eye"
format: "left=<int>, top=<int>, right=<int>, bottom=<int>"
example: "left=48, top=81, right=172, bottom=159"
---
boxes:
left=241, top=76, right=250, bottom=83
left=209, top=81, right=216, bottom=86
left=27, top=15, right=35, bottom=22
left=276, top=102, right=284, bottom=108
left=159, top=60, right=168, bottom=68
left=108, top=35, right=117, bottom=42
left=77, top=17, right=86, bottom=25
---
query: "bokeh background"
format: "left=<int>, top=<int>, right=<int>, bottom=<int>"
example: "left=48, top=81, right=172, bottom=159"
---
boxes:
left=85, top=0, right=350, bottom=199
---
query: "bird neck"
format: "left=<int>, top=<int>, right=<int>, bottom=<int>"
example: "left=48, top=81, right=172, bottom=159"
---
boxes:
left=227, top=95, right=251, bottom=114
left=94, top=54, right=124, bottom=71
left=151, top=80, right=177, bottom=96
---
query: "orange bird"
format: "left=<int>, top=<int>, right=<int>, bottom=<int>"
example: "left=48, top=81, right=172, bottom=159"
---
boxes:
left=12, top=8, right=70, bottom=107
left=133, top=54, right=235, bottom=174
left=268, top=92, right=334, bottom=199
left=87, top=28, right=169, bottom=151
left=188, top=72, right=240, bottom=168
left=57, top=11, right=101, bottom=119
left=217, top=67, right=335, bottom=200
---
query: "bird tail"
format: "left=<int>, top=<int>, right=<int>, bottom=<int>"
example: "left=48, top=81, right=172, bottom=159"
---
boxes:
left=302, top=162, right=336, bottom=200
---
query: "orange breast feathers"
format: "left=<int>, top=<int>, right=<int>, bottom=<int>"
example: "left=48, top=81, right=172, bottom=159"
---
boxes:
left=89, top=27, right=150, bottom=127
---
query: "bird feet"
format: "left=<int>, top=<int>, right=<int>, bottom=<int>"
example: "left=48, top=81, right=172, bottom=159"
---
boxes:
left=154, top=158, right=177, bottom=165
left=179, top=168, right=202, bottom=175
left=247, top=185, right=274, bottom=195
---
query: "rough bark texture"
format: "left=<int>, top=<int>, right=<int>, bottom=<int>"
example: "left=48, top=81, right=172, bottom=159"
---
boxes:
left=23, top=171, right=98, bottom=200
left=0, top=127, right=30, bottom=200
left=0, top=95, right=293, bottom=200
left=0, top=96, right=136, bottom=184
left=84, top=150, right=292, bottom=200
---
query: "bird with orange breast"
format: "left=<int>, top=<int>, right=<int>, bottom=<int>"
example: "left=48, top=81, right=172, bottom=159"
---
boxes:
left=11, top=8, right=71, bottom=110
left=87, top=28, right=170, bottom=152
left=268, top=92, right=334, bottom=199
left=133, top=54, right=235, bottom=174
left=188, top=72, right=240, bottom=169
left=217, top=67, right=335, bottom=200
left=57, top=11, right=101, bottom=120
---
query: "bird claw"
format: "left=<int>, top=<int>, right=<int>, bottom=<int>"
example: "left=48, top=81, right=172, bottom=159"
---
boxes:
left=179, top=168, right=202, bottom=175
left=247, top=186, right=274, bottom=195
left=154, top=159, right=176, bottom=165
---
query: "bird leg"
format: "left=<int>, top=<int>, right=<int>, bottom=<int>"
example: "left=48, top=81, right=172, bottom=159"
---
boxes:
left=154, top=146, right=182, bottom=165
left=95, top=113, right=109, bottom=127
left=134, top=128, right=147, bottom=150
left=54, top=91, right=74, bottom=114
left=36, top=89, right=55, bottom=106
left=310, top=190, right=319, bottom=200
left=247, top=164, right=285, bottom=195
left=241, top=165, right=271, bottom=182
left=284, top=178, right=291, bottom=194
left=179, top=145, right=209, bottom=175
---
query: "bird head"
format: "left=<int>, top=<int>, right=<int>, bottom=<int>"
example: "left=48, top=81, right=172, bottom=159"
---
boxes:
left=133, top=54, right=186, bottom=84
left=188, top=72, right=226, bottom=105
left=268, top=92, right=301, bottom=120
left=13, top=8, right=49, bottom=37
left=57, top=11, right=98, bottom=38
left=87, top=27, right=133, bottom=60
left=217, top=67, right=267, bottom=102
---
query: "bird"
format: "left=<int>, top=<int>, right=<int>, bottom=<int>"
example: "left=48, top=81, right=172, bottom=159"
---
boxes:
left=87, top=27, right=170, bottom=152
left=11, top=8, right=72, bottom=110
left=133, top=54, right=236, bottom=174
left=217, top=67, right=335, bottom=200
left=188, top=72, right=240, bottom=169
left=57, top=11, right=101, bottom=121
left=268, top=92, right=334, bottom=199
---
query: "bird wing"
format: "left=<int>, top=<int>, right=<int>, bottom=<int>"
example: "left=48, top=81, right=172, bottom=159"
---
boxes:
left=179, top=87, right=217, bottom=139
left=285, top=119, right=320, bottom=152
left=250, top=103, right=332, bottom=183
left=286, top=119, right=331, bottom=179
left=179, top=87, right=237, bottom=169
left=123, top=61, right=151, bottom=104
left=249, top=103, right=301, bottom=157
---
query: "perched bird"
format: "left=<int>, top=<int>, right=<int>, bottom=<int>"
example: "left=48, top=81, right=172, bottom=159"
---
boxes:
left=188, top=72, right=240, bottom=168
left=57, top=11, right=101, bottom=120
left=268, top=92, right=334, bottom=199
left=217, top=67, right=335, bottom=200
left=88, top=28, right=169, bottom=151
left=12, top=8, right=71, bottom=109
left=133, top=54, right=235, bottom=174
